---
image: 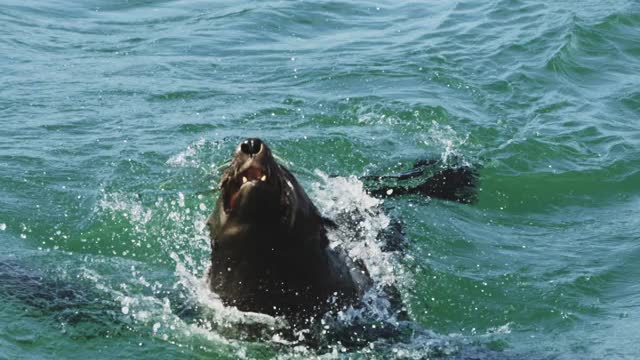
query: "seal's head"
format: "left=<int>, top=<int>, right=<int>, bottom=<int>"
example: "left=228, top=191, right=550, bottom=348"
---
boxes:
left=208, top=138, right=368, bottom=317
left=211, top=138, right=315, bottom=250
left=219, top=138, right=281, bottom=219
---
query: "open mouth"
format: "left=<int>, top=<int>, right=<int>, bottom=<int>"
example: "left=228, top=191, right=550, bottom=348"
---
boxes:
left=223, top=166, right=268, bottom=213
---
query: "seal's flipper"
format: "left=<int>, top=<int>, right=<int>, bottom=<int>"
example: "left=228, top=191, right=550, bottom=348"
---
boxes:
left=361, top=168, right=425, bottom=182
left=413, top=166, right=478, bottom=203
left=361, top=158, right=443, bottom=182
left=365, top=160, right=479, bottom=204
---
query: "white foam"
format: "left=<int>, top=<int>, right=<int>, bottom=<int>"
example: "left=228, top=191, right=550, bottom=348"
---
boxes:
left=80, top=265, right=235, bottom=347
left=98, top=192, right=153, bottom=225
left=311, top=170, right=400, bottom=287
left=0, top=223, right=6, bottom=231
left=485, top=322, right=512, bottom=336
left=357, top=112, right=400, bottom=126
left=167, top=138, right=207, bottom=167
left=386, top=331, right=461, bottom=360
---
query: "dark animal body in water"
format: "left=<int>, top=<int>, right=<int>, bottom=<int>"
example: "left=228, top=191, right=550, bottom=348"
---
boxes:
left=362, top=158, right=478, bottom=203
left=207, top=138, right=371, bottom=320
left=207, top=138, right=478, bottom=322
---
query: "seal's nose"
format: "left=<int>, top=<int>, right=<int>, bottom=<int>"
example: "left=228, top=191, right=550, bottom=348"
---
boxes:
left=240, top=138, right=262, bottom=156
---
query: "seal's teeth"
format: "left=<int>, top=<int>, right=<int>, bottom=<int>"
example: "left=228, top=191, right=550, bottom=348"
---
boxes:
left=242, top=176, right=248, bottom=184
left=260, top=175, right=267, bottom=182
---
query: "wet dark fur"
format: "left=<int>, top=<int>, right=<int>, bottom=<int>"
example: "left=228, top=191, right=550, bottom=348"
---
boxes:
left=207, top=139, right=370, bottom=320
left=364, top=158, right=479, bottom=203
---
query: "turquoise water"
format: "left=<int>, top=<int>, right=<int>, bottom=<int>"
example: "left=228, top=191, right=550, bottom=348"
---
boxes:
left=2, top=0, right=640, bottom=358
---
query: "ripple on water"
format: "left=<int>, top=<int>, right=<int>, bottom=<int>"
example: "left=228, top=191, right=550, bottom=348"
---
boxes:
left=2, top=0, right=640, bottom=358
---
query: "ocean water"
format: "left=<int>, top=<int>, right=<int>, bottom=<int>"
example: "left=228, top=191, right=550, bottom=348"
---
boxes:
left=1, top=0, right=640, bottom=359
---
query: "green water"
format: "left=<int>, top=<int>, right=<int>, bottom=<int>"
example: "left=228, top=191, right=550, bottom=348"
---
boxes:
left=1, top=0, right=640, bottom=358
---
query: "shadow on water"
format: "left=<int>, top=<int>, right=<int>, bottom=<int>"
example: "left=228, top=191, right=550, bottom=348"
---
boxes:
left=0, top=259, right=129, bottom=340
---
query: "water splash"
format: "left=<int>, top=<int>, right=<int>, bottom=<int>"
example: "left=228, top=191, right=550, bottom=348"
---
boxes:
left=166, top=138, right=207, bottom=168
left=81, top=184, right=289, bottom=351
left=311, top=171, right=398, bottom=286
left=97, top=192, right=153, bottom=225
left=68, top=144, right=472, bottom=358
left=170, top=251, right=287, bottom=331
left=423, top=120, right=471, bottom=166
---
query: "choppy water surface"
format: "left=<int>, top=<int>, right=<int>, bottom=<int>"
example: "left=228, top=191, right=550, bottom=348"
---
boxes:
left=2, top=0, right=640, bottom=359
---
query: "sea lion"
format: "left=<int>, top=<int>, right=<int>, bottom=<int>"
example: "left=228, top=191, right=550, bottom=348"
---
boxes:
left=207, top=138, right=370, bottom=320
left=207, top=138, right=480, bottom=322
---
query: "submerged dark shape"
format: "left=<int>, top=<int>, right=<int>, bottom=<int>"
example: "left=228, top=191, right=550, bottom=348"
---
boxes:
left=0, top=260, right=127, bottom=339
left=365, top=158, right=479, bottom=203
left=207, top=138, right=370, bottom=320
